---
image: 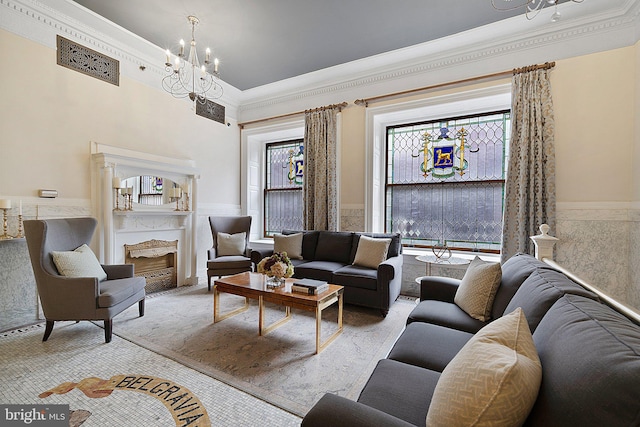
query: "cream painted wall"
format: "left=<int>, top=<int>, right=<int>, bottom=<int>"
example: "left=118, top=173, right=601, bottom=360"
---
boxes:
left=339, top=106, right=366, bottom=207
left=552, top=46, right=635, bottom=203
left=0, top=29, right=240, bottom=206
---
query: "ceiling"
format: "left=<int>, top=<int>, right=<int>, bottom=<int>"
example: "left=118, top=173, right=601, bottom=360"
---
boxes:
left=70, top=0, right=564, bottom=91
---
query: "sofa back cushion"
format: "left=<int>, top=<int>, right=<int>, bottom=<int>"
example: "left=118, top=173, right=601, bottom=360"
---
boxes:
left=283, top=230, right=319, bottom=260
left=527, top=295, right=640, bottom=426
left=504, top=268, right=599, bottom=332
left=491, top=253, right=551, bottom=320
left=314, top=231, right=354, bottom=264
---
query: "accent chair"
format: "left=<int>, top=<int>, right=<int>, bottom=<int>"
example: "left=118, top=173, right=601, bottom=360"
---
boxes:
left=24, top=217, right=146, bottom=343
left=207, top=216, right=253, bottom=291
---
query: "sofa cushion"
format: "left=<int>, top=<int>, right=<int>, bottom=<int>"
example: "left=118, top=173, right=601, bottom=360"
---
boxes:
left=294, top=260, right=346, bottom=283
left=387, top=322, right=473, bottom=372
left=504, top=268, right=599, bottom=332
left=491, top=253, right=550, bottom=320
left=407, top=300, right=488, bottom=333
left=314, top=231, right=354, bottom=263
left=358, top=359, right=441, bottom=426
left=427, top=307, right=541, bottom=427
left=98, top=276, right=146, bottom=308
left=217, top=232, right=246, bottom=256
left=454, top=256, right=502, bottom=322
left=274, top=232, right=303, bottom=259
left=528, top=295, right=640, bottom=427
left=352, top=235, right=391, bottom=269
left=333, top=265, right=378, bottom=291
left=52, top=244, right=108, bottom=282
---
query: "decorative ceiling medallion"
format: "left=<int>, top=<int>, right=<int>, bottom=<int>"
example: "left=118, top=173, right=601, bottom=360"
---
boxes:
left=195, top=99, right=225, bottom=124
left=56, top=35, right=119, bottom=86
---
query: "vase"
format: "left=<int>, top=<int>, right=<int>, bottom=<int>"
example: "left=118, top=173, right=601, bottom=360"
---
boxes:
left=266, top=275, right=285, bottom=289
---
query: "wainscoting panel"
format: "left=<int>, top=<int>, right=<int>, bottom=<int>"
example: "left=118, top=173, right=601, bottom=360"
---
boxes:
left=555, top=205, right=637, bottom=310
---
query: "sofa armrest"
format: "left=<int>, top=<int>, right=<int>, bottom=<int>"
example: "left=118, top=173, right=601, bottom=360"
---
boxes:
left=102, top=264, right=134, bottom=280
left=250, top=248, right=273, bottom=266
left=378, top=254, right=403, bottom=281
left=420, top=276, right=461, bottom=302
left=301, top=394, right=415, bottom=427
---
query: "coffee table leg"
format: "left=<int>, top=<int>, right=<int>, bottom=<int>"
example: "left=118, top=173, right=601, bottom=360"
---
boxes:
left=259, top=297, right=292, bottom=336
left=316, top=290, right=344, bottom=354
left=213, top=285, right=249, bottom=323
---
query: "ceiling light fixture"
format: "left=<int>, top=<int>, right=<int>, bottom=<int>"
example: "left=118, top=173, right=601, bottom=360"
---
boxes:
left=491, top=0, right=583, bottom=22
left=162, top=16, right=222, bottom=104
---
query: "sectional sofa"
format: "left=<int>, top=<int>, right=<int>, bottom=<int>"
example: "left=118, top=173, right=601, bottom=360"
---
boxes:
left=251, top=230, right=403, bottom=316
left=301, top=253, right=640, bottom=426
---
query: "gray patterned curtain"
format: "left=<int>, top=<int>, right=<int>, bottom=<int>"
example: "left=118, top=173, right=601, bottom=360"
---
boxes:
left=303, top=108, right=338, bottom=231
left=501, top=65, right=556, bottom=262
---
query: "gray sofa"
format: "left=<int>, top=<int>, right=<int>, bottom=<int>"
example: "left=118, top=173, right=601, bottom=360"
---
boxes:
left=302, top=253, right=640, bottom=427
left=251, top=231, right=403, bottom=316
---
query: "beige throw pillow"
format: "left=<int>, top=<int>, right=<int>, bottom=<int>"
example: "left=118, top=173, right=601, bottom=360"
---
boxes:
left=274, top=233, right=303, bottom=259
left=454, top=256, right=502, bottom=321
left=52, top=244, right=108, bottom=282
left=352, top=235, right=391, bottom=269
left=217, top=232, right=246, bottom=256
left=426, top=307, right=542, bottom=427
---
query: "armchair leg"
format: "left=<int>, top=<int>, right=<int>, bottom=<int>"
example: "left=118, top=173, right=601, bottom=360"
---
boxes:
left=43, top=320, right=54, bottom=341
left=104, top=319, right=113, bottom=343
left=208, top=275, right=212, bottom=292
left=139, top=299, right=145, bottom=317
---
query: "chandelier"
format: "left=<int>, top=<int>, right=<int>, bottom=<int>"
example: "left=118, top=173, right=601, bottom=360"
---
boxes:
left=162, top=16, right=223, bottom=104
left=491, top=0, right=583, bottom=22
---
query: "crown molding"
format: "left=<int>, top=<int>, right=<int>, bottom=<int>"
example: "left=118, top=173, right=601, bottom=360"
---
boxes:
left=0, top=0, right=242, bottom=118
left=237, top=0, right=640, bottom=122
left=2, top=0, right=638, bottom=124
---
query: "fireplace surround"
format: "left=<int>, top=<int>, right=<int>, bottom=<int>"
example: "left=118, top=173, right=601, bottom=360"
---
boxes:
left=91, top=143, right=200, bottom=286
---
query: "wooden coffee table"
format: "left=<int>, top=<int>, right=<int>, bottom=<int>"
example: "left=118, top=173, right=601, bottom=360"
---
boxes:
left=213, top=272, right=344, bottom=354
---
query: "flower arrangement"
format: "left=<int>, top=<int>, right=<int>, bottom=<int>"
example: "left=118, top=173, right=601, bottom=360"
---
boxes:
left=257, top=251, right=294, bottom=280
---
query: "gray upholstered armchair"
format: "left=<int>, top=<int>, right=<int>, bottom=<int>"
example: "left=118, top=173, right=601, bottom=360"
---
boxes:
left=207, top=216, right=253, bottom=291
left=24, top=217, right=146, bottom=343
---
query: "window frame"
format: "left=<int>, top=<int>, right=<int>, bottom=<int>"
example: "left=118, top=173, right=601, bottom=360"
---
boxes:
left=364, top=84, right=512, bottom=245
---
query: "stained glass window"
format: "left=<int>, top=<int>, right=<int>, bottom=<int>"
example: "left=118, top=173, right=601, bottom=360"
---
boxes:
left=264, top=140, right=304, bottom=236
left=385, top=110, right=510, bottom=252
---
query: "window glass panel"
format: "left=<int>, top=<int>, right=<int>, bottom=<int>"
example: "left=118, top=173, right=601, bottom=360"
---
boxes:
left=265, top=140, right=304, bottom=237
left=386, top=111, right=509, bottom=252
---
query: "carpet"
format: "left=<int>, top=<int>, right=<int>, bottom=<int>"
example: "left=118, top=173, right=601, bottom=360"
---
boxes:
left=113, top=283, right=417, bottom=417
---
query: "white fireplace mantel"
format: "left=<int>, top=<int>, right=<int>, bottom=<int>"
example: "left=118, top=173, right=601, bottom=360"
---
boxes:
left=90, top=142, right=200, bottom=286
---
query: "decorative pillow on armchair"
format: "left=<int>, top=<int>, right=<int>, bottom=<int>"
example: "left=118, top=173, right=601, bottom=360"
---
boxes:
left=426, top=307, right=542, bottom=427
left=274, top=233, right=303, bottom=259
left=454, top=256, right=502, bottom=321
left=52, top=244, right=108, bottom=281
left=217, top=232, right=246, bottom=256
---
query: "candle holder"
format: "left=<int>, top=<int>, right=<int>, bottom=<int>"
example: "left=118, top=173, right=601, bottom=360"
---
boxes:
left=14, top=214, right=24, bottom=238
left=184, top=192, right=191, bottom=211
left=113, top=187, right=122, bottom=211
left=0, top=208, right=13, bottom=240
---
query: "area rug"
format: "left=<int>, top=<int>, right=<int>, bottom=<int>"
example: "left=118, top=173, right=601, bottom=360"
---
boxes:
left=112, top=283, right=417, bottom=417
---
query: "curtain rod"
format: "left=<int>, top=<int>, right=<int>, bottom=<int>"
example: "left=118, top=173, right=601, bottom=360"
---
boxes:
left=354, top=62, right=556, bottom=107
left=238, top=102, right=348, bottom=129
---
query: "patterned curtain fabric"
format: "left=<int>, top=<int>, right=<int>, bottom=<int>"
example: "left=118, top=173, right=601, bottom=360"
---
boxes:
left=303, top=108, right=338, bottom=231
left=501, top=67, right=556, bottom=262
